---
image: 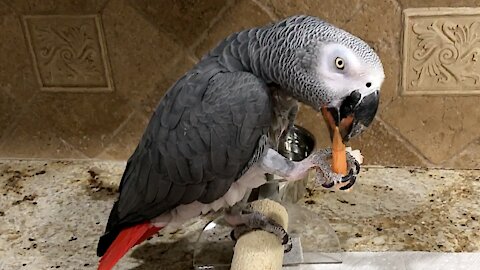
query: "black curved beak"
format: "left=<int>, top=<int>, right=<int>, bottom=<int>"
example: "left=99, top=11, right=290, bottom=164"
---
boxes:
left=321, top=90, right=379, bottom=143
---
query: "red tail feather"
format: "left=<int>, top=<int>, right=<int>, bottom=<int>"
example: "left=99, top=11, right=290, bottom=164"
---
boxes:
left=98, top=222, right=162, bottom=270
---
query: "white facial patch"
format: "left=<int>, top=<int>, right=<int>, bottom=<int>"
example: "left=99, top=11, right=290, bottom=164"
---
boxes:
left=316, top=43, right=385, bottom=105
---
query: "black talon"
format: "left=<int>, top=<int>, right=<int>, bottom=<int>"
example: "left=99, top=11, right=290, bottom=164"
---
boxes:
left=354, top=160, right=361, bottom=174
left=339, top=176, right=356, bottom=190
left=284, top=241, right=293, bottom=253
left=282, top=233, right=289, bottom=245
left=322, top=181, right=335, bottom=188
left=341, top=169, right=354, bottom=183
left=230, top=229, right=237, bottom=241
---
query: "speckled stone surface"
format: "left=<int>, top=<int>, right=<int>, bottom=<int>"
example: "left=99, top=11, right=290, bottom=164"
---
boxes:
left=301, top=167, right=480, bottom=252
left=0, top=160, right=479, bottom=270
left=0, top=160, right=211, bottom=270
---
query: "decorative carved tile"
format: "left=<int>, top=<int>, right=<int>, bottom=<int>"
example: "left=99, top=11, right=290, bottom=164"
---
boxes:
left=23, top=15, right=113, bottom=92
left=403, top=8, right=480, bottom=95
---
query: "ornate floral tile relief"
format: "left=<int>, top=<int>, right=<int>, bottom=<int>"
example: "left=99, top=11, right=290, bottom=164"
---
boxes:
left=403, top=8, right=480, bottom=95
left=23, top=15, right=113, bottom=92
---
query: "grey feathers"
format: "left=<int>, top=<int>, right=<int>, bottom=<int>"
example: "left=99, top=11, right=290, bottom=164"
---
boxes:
left=99, top=15, right=382, bottom=255
left=111, top=69, right=272, bottom=229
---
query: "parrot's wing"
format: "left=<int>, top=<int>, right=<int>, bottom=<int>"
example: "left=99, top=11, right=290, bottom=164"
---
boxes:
left=101, top=64, right=272, bottom=245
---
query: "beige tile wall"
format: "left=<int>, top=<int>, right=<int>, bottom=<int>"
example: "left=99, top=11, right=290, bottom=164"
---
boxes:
left=0, top=0, right=478, bottom=169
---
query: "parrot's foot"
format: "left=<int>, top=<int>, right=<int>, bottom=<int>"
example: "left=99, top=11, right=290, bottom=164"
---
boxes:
left=259, top=148, right=359, bottom=191
left=309, top=149, right=360, bottom=190
left=225, top=204, right=292, bottom=252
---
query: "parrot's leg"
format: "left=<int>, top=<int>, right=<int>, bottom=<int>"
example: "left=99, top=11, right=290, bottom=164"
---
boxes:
left=225, top=203, right=293, bottom=252
left=259, top=148, right=360, bottom=190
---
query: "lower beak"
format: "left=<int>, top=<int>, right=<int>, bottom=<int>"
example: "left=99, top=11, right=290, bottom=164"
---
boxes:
left=321, top=90, right=379, bottom=143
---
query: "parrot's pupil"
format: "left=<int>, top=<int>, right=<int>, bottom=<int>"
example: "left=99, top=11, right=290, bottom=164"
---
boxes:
left=366, top=82, right=372, bottom=88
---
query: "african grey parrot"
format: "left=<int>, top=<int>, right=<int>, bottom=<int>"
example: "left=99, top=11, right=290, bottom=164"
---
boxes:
left=97, top=15, right=384, bottom=269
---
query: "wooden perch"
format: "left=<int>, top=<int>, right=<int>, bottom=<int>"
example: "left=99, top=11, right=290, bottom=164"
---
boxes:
left=231, top=199, right=289, bottom=270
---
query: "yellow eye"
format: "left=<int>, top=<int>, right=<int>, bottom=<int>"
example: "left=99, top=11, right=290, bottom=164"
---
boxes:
left=335, top=57, right=345, bottom=70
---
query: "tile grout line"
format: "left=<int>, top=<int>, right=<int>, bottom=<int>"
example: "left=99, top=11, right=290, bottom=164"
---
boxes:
left=0, top=92, right=90, bottom=160
left=0, top=89, right=40, bottom=152
left=395, top=0, right=406, bottom=111
left=375, top=116, right=435, bottom=167
left=98, top=0, right=112, bottom=14
left=0, top=0, right=18, bottom=15
left=185, top=52, right=199, bottom=65
left=110, top=110, right=137, bottom=139
left=439, top=136, right=480, bottom=169
left=122, top=1, right=194, bottom=70
left=58, top=138, right=90, bottom=159
left=0, top=3, right=35, bottom=155
left=126, top=3, right=179, bottom=48
left=251, top=0, right=279, bottom=21
left=131, top=53, right=185, bottom=112
left=392, top=0, right=404, bottom=11
left=1, top=86, right=16, bottom=100
left=377, top=1, right=422, bottom=167
left=187, top=0, right=236, bottom=55
left=94, top=105, right=148, bottom=160
left=340, top=1, right=364, bottom=26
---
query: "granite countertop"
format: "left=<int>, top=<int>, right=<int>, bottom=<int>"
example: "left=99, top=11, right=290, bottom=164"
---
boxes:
left=0, top=160, right=478, bottom=270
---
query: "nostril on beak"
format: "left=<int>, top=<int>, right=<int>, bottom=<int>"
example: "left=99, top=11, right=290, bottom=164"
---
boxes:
left=366, top=82, right=372, bottom=88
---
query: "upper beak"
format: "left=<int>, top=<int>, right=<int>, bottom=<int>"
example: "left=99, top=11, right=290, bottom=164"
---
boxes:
left=321, top=90, right=379, bottom=143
